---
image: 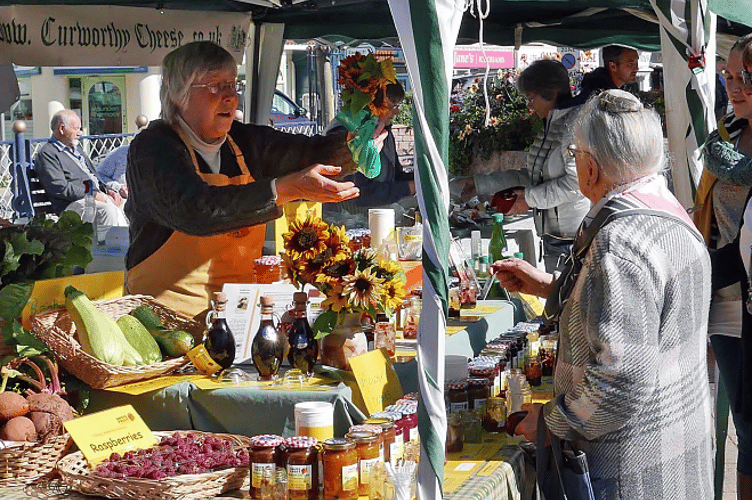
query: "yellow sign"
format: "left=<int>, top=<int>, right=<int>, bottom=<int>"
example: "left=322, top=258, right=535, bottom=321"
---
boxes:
left=274, top=201, right=321, bottom=255
left=104, top=374, right=207, bottom=395
left=511, top=292, right=544, bottom=319
left=23, top=271, right=124, bottom=329
left=187, top=344, right=223, bottom=375
left=348, top=348, right=403, bottom=415
left=63, top=405, right=157, bottom=465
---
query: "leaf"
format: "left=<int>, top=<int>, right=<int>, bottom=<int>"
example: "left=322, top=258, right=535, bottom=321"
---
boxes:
left=349, top=91, right=373, bottom=117
left=63, top=245, right=94, bottom=270
left=6, top=320, right=49, bottom=357
left=0, top=281, right=34, bottom=322
left=313, top=309, right=338, bottom=340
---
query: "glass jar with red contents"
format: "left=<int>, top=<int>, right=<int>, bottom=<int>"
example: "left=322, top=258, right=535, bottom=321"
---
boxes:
left=369, top=411, right=402, bottom=444
left=387, top=403, right=418, bottom=444
left=364, top=417, right=401, bottom=466
left=249, top=434, right=283, bottom=499
left=279, top=436, right=319, bottom=500
left=253, top=255, right=283, bottom=284
left=525, top=352, right=543, bottom=386
left=467, top=377, right=491, bottom=410
left=344, top=430, right=380, bottom=496
left=322, top=438, right=358, bottom=500
left=446, top=379, right=469, bottom=414
left=468, top=364, right=496, bottom=398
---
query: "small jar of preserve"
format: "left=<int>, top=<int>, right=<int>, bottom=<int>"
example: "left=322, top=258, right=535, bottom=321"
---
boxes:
left=446, top=379, right=469, bottom=414
left=446, top=412, right=464, bottom=453
left=345, top=430, right=381, bottom=496
left=349, top=424, right=384, bottom=462
left=249, top=434, right=283, bottom=499
left=467, top=377, right=491, bottom=410
left=482, top=396, right=507, bottom=433
left=280, top=436, right=319, bottom=500
left=322, top=438, right=358, bottom=500
left=364, top=417, right=401, bottom=466
left=525, top=352, right=543, bottom=386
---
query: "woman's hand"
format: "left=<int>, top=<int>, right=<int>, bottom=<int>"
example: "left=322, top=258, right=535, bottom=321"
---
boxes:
left=490, top=258, right=554, bottom=297
left=514, top=403, right=547, bottom=444
left=276, top=164, right=360, bottom=205
left=506, top=188, right=530, bottom=215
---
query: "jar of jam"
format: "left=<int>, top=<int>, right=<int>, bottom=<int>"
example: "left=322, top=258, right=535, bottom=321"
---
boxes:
left=280, top=436, right=319, bottom=500
left=468, top=364, right=496, bottom=399
left=386, top=404, right=418, bottom=444
left=525, top=352, right=543, bottom=386
left=446, top=379, right=469, bottom=414
left=370, top=410, right=402, bottom=445
left=467, top=377, right=491, bottom=410
left=364, top=417, right=400, bottom=466
left=345, top=430, right=380, bottom=496
left=322, top=438, right=358, bottom=500
left=249, top=434, right=283, bottom=499
left=253, top=255, right=283, bottom=283
left=482, top=396, right=507, bottom=433
left=349, top=424, right=384, bottom=462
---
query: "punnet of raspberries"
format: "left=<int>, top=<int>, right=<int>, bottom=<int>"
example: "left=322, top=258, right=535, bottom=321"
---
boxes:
left=94, top=432, right=250, bottom=480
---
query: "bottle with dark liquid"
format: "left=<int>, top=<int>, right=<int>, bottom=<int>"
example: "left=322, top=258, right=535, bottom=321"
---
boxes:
left=251, top=295, right=284, bottom=381
left=287, top=292, right=318, bottom=376
left=204, top=291, right=236, bottom=369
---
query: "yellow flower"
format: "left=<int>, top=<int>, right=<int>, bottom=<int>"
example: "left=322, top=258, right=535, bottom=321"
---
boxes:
left=353, top=248, right=377, bottom=272
left=281, top=252, right=305, bottom=288
left=283, top=215, right=330, bottom=261
left=342, top=266, right=384, bottom=310
left=300, top=249, right=332, bottom=285
left=325, top=225, right=352, bottom=262
left=381, top=277, right=407, bottom=312
left=374, top=259, right=403, bottom=281
left=316, top=256, right=356, bottom=288
left=321, top=283, right=349, bottom=313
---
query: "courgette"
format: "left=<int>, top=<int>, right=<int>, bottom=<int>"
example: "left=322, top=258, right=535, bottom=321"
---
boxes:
left=117, top=315, right=163, bottom=364
left=131, top=305, right=196, bottom=358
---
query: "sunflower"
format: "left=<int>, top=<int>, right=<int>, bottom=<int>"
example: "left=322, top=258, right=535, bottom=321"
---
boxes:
left=353, top=247, right=378, bottom=272
left=325, top=224, right=352, bottom=262
left=373, top=259, right=403, bottom=282
left=283, top=216, right=330, bottom=261
left=380, top=277, right=407, bottom=313
left=342, top=266, right=385, bottom=311
left=316, top=255, right=356, bottom=288
left=281, top=251, right=305, bottom=288
left=299, top=248, right=332, bottom=285
left=321, top=283, right=350, bottom=313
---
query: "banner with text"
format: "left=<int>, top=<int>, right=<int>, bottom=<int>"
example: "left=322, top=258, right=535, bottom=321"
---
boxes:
left=453, top=48, right=514, bottom=69
left=0, top=5, right=251, bottom=66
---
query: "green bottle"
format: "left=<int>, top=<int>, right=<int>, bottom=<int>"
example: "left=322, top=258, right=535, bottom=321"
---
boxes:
left=488, top=213, right=508, bottom=263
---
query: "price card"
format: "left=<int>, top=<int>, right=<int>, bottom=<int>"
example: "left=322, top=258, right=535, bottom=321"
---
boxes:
left=348, top=348, right=403, bottom=414
left=104, top=374, right=207, bottom=395
left=64, top=405, right=157, bottom=465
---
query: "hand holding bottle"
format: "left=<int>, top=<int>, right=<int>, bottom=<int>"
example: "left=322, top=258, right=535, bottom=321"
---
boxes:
left=490, top=258, right=554, bottom=298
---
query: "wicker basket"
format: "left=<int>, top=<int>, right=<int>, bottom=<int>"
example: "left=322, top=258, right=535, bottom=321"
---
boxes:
left=30, top=295, right=205, bottom=389
left=0, top=433, right=72, bottom=486
left=57, top=431, right=252, bottom=500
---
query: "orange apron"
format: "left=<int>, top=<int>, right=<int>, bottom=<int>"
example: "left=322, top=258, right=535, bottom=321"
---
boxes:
left=126, top=130, right=265, bottom=321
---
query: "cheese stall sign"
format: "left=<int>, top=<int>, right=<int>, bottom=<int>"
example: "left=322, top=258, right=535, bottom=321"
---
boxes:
left=0, top=5, right=251, bottom=66
left=453, top=48, right=514, bottom=69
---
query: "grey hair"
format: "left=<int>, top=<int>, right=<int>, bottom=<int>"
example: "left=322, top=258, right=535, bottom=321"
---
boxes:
left=50, top=109, right=78, bottom=131
left=160, top=41, right=237, bottom=125
left=574, top=89, right=664, bottom=184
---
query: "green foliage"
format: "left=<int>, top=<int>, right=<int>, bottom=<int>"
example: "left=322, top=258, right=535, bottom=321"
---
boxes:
left=394, top=91, right=413, bottom=128
left=0, top=212, right=94, bottom=355
left=449, top=76, right=542, bottom=177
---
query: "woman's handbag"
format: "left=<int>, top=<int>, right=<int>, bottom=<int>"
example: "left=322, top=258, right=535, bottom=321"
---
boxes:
left=536, top=409, right=595, bottom=500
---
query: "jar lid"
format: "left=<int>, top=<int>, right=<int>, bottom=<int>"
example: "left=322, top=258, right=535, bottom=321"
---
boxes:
left=345, top=430, right=379, bottom=443
left=445, top=379, right=468, bottom=390
left=486, top=396, right=505, bottom=407
left=322, top=438, right=355, bottom=451
left=251, top=434, right=283, bottom=448
left=364, top=417, right=394, bottom=430
left=468, top=366, right=494, bottom=376
left=386, top=404, right=416, bottom=415
left=468, top=377, right=490, bottom=386
left=472, top=356, right=502, bottom=365
left=370, top=410, right=402, bottom=421
left=349, top=424, right=382, bottom=435
left=284, top=436, right=318, bottom=449
left=394, top=399, right=419, bottom=408
left=255, top=255, right=282, bottom=266
left=402, top=392, right=419, bottom=401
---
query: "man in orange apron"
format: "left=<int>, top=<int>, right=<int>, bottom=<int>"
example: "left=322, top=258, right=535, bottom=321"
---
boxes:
left=125, top=41, right=358, bottom=321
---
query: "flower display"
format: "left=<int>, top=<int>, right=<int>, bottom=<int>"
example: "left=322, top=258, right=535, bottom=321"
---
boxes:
left=336, top=52, right=397, bottom=179
left=282, top=214, right=407, bottom=339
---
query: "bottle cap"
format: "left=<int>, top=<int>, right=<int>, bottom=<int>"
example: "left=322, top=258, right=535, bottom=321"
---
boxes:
left=212, top=291, right=227, bottom=303
left=293, top=291, right=308, bottom=304
left=493, top=213, right=505, bottom=223
left=260, top=295, right=275, bottom=307
left=513, top=252, right=524, bottom=259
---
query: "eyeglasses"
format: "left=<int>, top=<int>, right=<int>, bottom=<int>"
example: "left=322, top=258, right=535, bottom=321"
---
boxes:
left=720, top=69, right=752, bottom=93
left=191, top=81, right=239, bottom=95
left=566, top=144, right=595, bottom=160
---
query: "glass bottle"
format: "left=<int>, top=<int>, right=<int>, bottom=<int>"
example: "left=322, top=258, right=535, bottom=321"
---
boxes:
left=204, top=291, right=236, bottom=369
left=488, top=213, right=508, bottom=263
left=373, top=313, right=396, bottom=360
left=287, top=292, right=318, bottom=376
left=403, top=297, right=421, bottom=340
left=252, top=295, right=284, bottom=381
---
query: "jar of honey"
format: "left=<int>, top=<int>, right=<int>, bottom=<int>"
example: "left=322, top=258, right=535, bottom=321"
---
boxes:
left=249, top=434, right=283, bottom=499
left=279, top=436, right=319, bottom=500
left=322, top=438, right=358, bottom=500
left=345, top=430, right=381, bottom=496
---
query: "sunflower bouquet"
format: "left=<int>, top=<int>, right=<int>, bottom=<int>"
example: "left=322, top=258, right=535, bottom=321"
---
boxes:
left=282, top=214, right=406, bottom=339
left=336, top=52, right=397, bottom=179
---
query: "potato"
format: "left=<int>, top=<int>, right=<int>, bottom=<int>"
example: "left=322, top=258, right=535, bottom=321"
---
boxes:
left=26, top=394, right=74, bottom=441
left=0, top=416, right=37, bottom=441
left=0, top=392, right=29, bottom=421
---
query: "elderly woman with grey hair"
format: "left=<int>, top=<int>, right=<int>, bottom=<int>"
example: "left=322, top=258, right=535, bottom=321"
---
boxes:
left=125, top=41, right=358, bottom=320
left=493, top=90, right=713, bottom=499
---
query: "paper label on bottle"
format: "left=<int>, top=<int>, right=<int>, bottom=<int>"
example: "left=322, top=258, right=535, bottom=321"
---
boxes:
left=251, top=462, right=275, bottom=488
left=186, top=344, right=222, bottom=375
left=359, top=457, right=380, bottom=484
left=410, top=426, right=419, bottom=443
left=287, top=464, right=313, bottom=490
left=390, top=439, right=404, bottom=466
left=450, top=401, right=468, bottom=413
left=342, top=463, right=359, bottom=491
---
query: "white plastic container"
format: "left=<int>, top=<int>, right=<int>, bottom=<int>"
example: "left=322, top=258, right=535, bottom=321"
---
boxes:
left=445, top=355, right=469, bottom=381
left=294, top=401, right=334, bottom=441
left=369, top=208, right=396, bottom=258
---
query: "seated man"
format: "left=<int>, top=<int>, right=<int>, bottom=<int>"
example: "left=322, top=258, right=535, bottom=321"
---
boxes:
left=34, top=109, right=128, bottom=239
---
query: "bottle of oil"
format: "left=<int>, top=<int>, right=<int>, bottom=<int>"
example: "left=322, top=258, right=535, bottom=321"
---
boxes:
left=287, top=292, right=318, bottom=376
left=204, top=292, right=236, bottom=369
left=251, top=295, right=284, bottom=381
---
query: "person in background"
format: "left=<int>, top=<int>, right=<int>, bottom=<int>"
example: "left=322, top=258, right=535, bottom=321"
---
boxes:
left=571, top=45, right=639, bottom=105
left=323, top=81, right=415, bottom=218
left=96, top=114, right=149, bottom=199
left=493, top=90, right=712, bottom=499
left=125, top=41, right=358, bottom=320
left=34, top=109, right=128, bottom=238
left=696, top=33, right=752, bottom=500
left=458, top=59, right=590, bottom=271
